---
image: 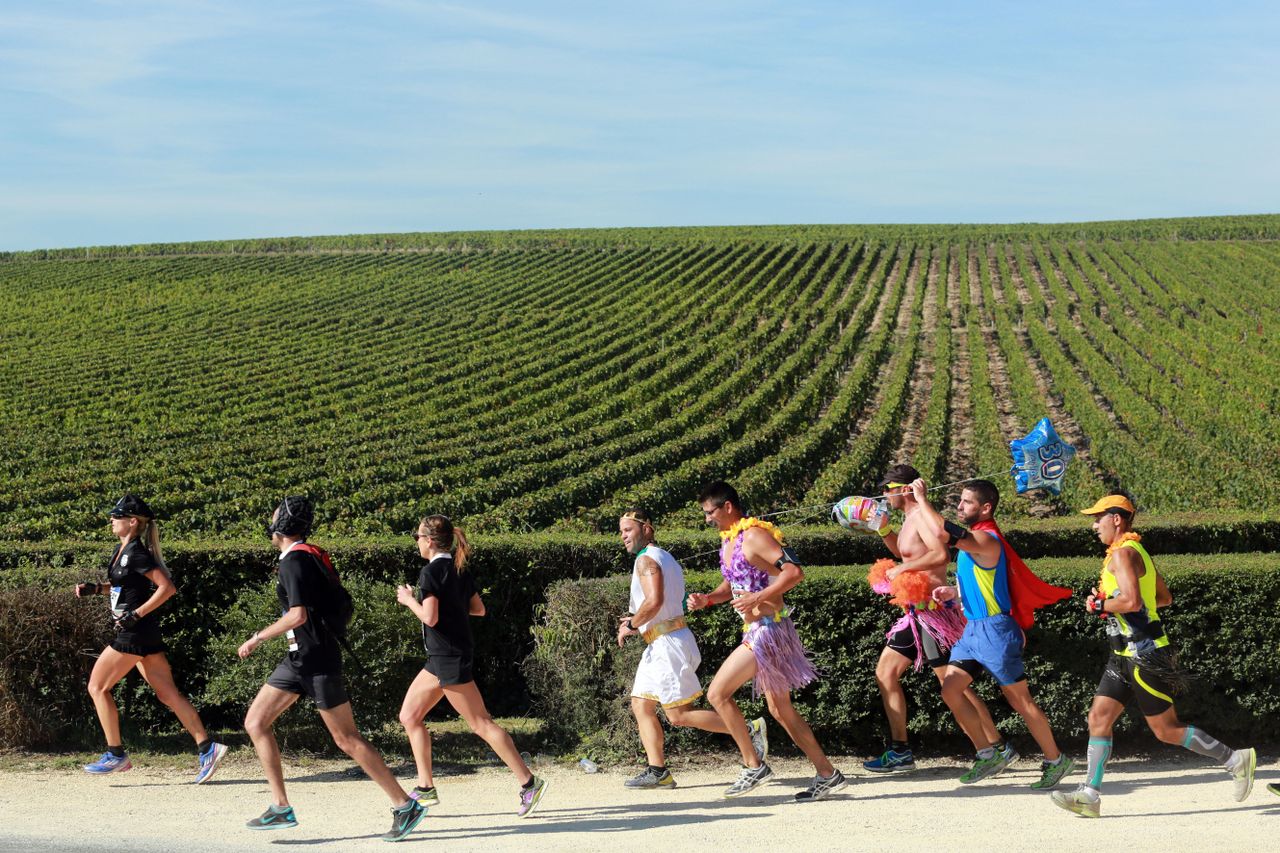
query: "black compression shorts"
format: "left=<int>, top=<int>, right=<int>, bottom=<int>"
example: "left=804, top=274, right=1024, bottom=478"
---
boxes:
left=1095, top=651, right=1177, bottom=717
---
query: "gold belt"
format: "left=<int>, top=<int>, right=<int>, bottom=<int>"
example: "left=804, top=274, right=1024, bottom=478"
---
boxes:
left=642, top=616, right=687, bottom=644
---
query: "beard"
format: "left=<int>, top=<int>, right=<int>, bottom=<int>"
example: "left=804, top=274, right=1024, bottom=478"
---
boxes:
left=956, top=507, right=980, bottom=526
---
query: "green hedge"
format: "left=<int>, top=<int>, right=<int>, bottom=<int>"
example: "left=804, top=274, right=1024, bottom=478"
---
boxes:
left=526, top=555, right=1280, bottom=759
left=1, top=522, right=1276, bottom=750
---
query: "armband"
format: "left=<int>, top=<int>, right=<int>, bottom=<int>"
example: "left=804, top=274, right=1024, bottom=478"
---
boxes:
left=774, top=545, right=802, bottom=570
left=1085, top=595, right=1107, bottom=617
left=624, top=619, right=635, bottom=631
left=942, top=520, right=970, bottom=548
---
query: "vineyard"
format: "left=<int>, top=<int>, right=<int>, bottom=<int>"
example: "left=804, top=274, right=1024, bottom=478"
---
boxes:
left=2, top=216, right=1279, bottom=541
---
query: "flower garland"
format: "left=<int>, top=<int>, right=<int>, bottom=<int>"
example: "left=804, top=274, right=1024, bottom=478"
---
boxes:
left=720, top=516, right=785, bottom=543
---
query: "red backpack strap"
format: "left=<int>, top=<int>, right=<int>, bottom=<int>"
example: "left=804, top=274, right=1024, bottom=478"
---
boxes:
left=292, top=543, right=338, bottom=580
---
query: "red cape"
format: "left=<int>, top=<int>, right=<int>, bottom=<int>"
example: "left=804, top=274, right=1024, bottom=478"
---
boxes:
left=972, top=519, right=1071, bottom=631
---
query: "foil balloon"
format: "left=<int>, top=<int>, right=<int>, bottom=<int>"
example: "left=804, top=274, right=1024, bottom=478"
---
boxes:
left=1010, top=417, right=1076, bottom=495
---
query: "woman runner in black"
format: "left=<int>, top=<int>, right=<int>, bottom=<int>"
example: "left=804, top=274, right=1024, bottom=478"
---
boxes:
left=395, top=514, right=548, bottom=817
left=76, top=494, right=227, bottom=783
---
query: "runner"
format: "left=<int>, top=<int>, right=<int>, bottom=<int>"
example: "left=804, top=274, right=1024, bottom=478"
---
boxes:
left=860, top=464, right=1003, bottom=773
left=616, top=508, right=767, bottom=789
left=237, top=496, right=426, bottom=842
left=687, top=481, right=847, bottom=802
left=76, top=494, right=227, bottom=783
left=395, top=514, right=548, bottom=817
left=1050, top=495, right=1256, bottom=818
left=914, top=478, right=1075, bottom=788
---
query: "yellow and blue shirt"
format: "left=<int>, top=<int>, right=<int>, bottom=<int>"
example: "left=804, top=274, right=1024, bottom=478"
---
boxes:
left=1101, top=539, right=1169, bottom=657
left=956, top=546, right=1011, bottom=620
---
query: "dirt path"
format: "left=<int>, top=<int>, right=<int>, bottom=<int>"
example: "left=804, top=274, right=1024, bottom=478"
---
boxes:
left=2, top=754, right=1275, bottom=852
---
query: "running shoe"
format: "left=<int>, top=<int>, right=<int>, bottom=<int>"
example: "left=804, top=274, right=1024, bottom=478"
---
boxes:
left=516, top=776, right=548, bottom=817
left=749, top=716, right=769, bottom=762
left=246, top=805, right=298, bottom=830
left=1267, top=783, right=1280, bottom=797
left=723, top=763, right=774, bottom=798
left=863, top=747, right=916, bottom=773
left=1031, top=756, right=1075, bottom=790
left=959, top=749, right=1014, bottom=784
left=382, top=799, right=426, bottom=842
left=194, top=742, right=228, bottom=785
left=410, top=785, right=439, bottom=806
left=624, top=767, right=676, bottom=789
left=83, top=752, right=132, bottom=775
left=793, top=769, right=848, bottom=802
left=1229, top=747, right=1256, bottom=802
left=1049, top=786, right=1100, bottom=818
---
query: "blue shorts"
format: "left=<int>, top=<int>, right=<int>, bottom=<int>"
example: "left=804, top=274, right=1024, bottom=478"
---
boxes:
left=948, top=614, right=1025, bottom=686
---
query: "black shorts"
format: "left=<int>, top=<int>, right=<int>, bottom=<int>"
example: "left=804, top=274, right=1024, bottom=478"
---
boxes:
left=424, top=655, right=474, bottom=687
left=1095, top=651, right=1177, bottom=717
left=886, top=619, right=950, bottom=670
left=110, top=632, right=167, bottom=657
left=267, top=660, right=350, bottom=710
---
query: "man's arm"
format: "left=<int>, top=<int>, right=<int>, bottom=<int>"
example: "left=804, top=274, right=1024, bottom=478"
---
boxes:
left=619, top=555, right=664, bottom=646
left=1091, top=549, right=1143, bottom=615
left=910, top=479, right=1001, bottom=567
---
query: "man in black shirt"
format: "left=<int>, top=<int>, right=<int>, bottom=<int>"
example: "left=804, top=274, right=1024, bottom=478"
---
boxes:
left=237, top=496, right=425, bottom=842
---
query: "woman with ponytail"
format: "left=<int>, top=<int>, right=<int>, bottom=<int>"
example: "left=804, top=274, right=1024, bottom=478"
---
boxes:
left=75, top=494, right=227, bottom=782
left=395, top=515, right=548, bottom=818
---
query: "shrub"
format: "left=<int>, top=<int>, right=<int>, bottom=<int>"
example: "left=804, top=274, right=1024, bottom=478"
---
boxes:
left=526, top=556, right=1280, bottom=759
left=0, top=582, right=110, bottom=748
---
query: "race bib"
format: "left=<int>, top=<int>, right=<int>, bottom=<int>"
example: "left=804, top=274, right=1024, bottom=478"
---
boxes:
left=110, top=586, right=123, bottom=618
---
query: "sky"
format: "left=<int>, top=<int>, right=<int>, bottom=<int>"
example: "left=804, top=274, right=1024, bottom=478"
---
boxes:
left=1, top=1, right=1277, bottom=250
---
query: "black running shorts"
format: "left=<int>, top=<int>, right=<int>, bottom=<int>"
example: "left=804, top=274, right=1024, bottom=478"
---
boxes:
left=267, top=660, right=350, bottom=710
left=1095, top=652, right=1176, bottom=717
left=424, top=655, right=474, bottom=687
left=886, top=618, right=950, bottom=670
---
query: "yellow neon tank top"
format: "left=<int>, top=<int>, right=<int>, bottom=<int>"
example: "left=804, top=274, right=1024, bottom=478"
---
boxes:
left=1100, top=539, right=1169, bottom=656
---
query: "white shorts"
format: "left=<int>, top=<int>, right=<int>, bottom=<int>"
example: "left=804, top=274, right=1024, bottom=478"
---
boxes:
left=630, top=628, right=703, bottom=709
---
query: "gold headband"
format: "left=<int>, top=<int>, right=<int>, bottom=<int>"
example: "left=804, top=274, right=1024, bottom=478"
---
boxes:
left=620, top=511, right=651, bottom=524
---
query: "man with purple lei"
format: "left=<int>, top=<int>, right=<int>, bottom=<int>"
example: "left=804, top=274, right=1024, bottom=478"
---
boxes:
left=687, top=481, right=847, bottom=801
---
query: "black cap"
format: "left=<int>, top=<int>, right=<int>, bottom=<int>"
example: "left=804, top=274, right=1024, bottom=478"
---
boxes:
left=267, top=495, right=314, bottom=539
left=878, top=463, right=921, bottom=489
left=109, top=494, right=156, bottom=519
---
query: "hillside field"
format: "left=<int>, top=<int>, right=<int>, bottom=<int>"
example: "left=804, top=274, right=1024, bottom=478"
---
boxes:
left=3, top=216, right=1279, bottom=541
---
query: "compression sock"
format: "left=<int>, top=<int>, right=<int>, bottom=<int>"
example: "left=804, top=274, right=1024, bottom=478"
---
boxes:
left=107, top=745, right=125, bottom=758
left=1181, top=726, right=1232, bottom=763
left=197, top=738, right=213, bottom=755
left=1085, top=737, right=1112, bottom=793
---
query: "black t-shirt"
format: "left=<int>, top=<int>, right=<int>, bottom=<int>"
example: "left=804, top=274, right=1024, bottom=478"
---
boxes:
left=417, top=555, right=475, bottom=658
left=276, top=546, right=343, bottom=675
left=108, top=539, right=162, bottom=635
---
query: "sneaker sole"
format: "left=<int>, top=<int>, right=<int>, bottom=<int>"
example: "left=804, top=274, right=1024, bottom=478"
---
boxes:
left=195, top=744, right=228, bottom=785
left=863, top=763, right=917, bottom=774
left=247, top=818, right=298, bottom=830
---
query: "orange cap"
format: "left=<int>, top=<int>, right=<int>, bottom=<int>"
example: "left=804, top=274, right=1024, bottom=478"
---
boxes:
left=1080, top=495, right=1136, bottom=516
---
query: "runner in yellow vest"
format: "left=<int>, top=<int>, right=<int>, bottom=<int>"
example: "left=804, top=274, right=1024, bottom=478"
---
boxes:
left=1049, top=495, right=1257, bottom=818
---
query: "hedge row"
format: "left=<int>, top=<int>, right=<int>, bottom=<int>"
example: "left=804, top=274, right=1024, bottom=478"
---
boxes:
left=526, top=555, right=1280, bottom=759
left=1, top=520, right=1275, bottom=751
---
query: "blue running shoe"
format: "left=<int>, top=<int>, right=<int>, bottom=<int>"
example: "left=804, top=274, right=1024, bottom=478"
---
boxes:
left=246, top=805, right=298, bottom=830
left=383, top=799, right=426, bottom=842
left=863, top=748, right=915, bottom=773
left=84, top=752, right=132, bottom=775
left=194, top=742, right=228, bottom=785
